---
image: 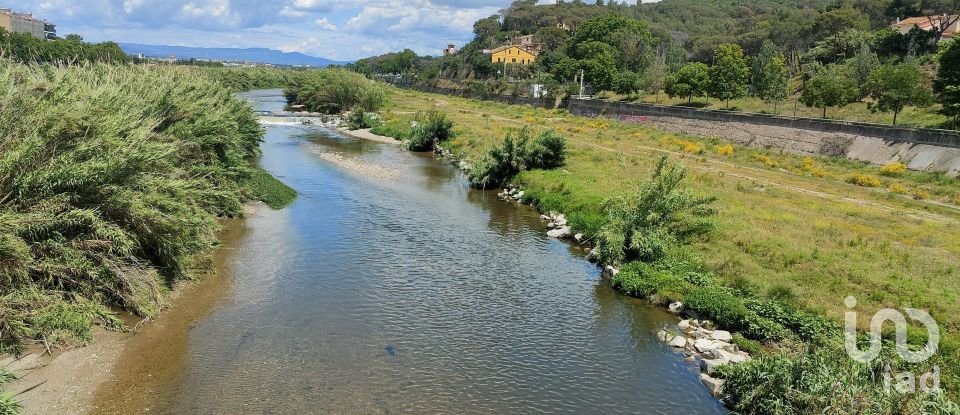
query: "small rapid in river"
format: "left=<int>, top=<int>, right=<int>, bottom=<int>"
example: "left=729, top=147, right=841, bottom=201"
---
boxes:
left=92, top=90, right=727, bottom=414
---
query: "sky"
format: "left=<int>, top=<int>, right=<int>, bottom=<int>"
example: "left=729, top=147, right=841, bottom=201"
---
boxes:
left=8, top=0, right=524, bottom=61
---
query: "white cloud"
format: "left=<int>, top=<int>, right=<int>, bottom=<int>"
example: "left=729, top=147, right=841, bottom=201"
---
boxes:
left=14, top=0, right=516, bottom=60
left=314, top=17, right=337, bottom=30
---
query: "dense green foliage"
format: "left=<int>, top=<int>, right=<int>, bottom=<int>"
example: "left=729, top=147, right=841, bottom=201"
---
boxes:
left=358, top=0, right=960, bottom=127
left=708, top=44, right=751, bottom=109
left=0, top=60, right=290, bottom=359
left=284, top=69, right=387, bottom=114
left=936, top=40, right=960, bottom=127
left=244, top=168, right=297, bottom=209
left=468, top=129, right=567, bottom=189
left=0, top=30, right=126, bottom=64
left=406, top=111, right=455, bottom=152
left=666, top=62, right=710, bottom=103
left=722, top=346, right=960, bottom=415
left=204, top=67, right=296, bottom=92
left=345, top=108, right=381, bottom=131
left=593, top=157, right=717, bottom=265
left=865, top=62, right=935, bottom=124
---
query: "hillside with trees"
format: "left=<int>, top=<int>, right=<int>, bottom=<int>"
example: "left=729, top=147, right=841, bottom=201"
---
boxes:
left=350, top=0, right=960, bottom=128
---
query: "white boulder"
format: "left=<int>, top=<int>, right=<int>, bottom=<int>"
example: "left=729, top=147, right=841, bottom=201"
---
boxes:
left=668, top=335, right=688, bottom=348
left=710, top=330, right=733, bottom=342
left=700, top=374, right=724, bottom=398
left=678, top=320, right=691, bottom=331
left=667, top=302, right=684, bottom=314
left=547, top=226, right=571, bottom=238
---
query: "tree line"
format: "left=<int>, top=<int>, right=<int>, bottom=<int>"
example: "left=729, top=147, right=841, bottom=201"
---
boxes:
left=351, top=0, right=960, bottom=127
left=0, top=29, right=127, bottom=64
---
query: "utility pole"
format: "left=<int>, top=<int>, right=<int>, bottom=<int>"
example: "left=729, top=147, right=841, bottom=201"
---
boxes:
left=579, top=69, right=585, bottom=99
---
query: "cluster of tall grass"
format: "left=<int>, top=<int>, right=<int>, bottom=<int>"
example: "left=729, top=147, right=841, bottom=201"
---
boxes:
left=0, top=59, right=293, bottom=364
left=468, top=128, right=567, bottom=189
left=283, top=68, right=386, bottom=114
left=345, top=108, right=381, bottom=131
left=202, top=67, right=297, bottom=92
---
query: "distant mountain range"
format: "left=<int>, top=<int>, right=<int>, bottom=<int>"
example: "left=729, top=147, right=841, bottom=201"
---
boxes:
left=119, top=43, right=347, bottom=67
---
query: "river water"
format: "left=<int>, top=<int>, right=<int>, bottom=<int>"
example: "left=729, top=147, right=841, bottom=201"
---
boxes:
left=92, top=90, right=727, bottom=414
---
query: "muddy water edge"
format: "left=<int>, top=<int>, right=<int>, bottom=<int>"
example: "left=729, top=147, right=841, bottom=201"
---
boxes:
left=87, top=90, right=727, bottom=414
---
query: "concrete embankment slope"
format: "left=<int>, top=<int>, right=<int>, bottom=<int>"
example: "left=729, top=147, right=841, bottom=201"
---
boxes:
left=568, top=100, right=960, bottom=176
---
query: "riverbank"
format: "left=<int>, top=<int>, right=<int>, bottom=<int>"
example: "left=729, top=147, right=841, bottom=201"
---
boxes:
left=374, top=86, right=960, bottom=407
left=3, top=205, right=258, bottom=415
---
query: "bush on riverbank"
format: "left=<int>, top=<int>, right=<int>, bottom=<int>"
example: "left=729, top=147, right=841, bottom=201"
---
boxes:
left=0, top=61, right=289, bottom=359
left=593, top=157, right=717, bottom=265
left=283, top=69, right=386, bottom=114
left=468, top=129, right=568, bottom=188
left=406, top=111, right=454, bottom=151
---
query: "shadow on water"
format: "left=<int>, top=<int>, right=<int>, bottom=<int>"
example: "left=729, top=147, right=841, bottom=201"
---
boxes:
left=91, top=90, right=727, bottom=415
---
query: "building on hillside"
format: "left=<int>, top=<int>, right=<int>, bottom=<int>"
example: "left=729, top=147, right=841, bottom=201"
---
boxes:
left=0, top=9, right=56, bottom=39
left=892, top=15, right=959, bottom=40
left=488, top=45, right=538, bottom=65
left=443, top=43, right=457, bottom=56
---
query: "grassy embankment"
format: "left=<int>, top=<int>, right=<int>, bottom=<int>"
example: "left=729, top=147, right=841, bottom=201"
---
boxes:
left=0, top=62, right=295, bottom=412
left=376, top=86, right=960, bottom=410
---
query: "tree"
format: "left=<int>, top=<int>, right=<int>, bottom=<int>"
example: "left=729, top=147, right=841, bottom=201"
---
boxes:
left=850, top=43, right=879, bottom=98
left=800, top=65, right=859, bottom=118
left=757, top=55, right=790, bottom=113
left=865, top=63, right=934, bottom=125
left=614, top=71, right=643, bottom=95
left=581, top=51, right=617, bottom=91
left=645, top=49, right=668, bottom=103
left=935, top=40, right=960, bottom=128
left=708, top=44, right=750, bottom=109
left=666, top=62, right=710, bottom=104
left=813, top=8, right=870, bottom=40
left=751, top=41, right=778, bottom=95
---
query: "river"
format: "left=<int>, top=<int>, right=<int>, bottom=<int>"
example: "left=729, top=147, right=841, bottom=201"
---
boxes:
left=91, top=90, right=727, bottom=414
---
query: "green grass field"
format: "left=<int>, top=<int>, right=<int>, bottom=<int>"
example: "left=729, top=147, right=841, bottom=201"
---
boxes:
left=381, top=86, right=960, bottom=330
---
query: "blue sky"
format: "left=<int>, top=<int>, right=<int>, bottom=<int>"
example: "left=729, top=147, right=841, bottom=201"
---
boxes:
left=8, top=0, right=522, bottom=60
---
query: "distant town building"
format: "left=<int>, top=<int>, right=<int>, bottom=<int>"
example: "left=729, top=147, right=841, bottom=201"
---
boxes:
left=443, top=43, right=457, bottom=56
left=892, top=15, right=959, bottom=40
left=488, top=45, right=537, bottom=65
left=0, top=9, right=55, bottom=39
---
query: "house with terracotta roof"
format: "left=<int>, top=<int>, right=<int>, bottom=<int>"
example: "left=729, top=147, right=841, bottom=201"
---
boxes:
left=892, top=15, right=960, bottom=40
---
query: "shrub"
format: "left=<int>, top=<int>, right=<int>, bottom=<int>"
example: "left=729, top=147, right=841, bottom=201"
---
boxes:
left=345, top=107, right=380, bottom=130
left=685, top=286, right=789, bottom=341
left=594, top=157, right=717, bottom=265
left=406, top=111, right=454, bottom=152
left=753, top=154, right=779, bottom=168
left=879, top=161, right=908, bottom=177
left=953, top=194, right=960, bottom=206
left=800, top=157, right=828, bottom=178
left=847, top=173, right=882, bottom=187
left=525, top=130, right=567, bottom=169
left=911, top=187, right=931, bottom=200
left=716, top=144, right=734, bottom=156
left=284, top=68, right=386, bottom=114
left=468, top=129, right=568, bottom=188
left=888, top=182, right=908, bottom=194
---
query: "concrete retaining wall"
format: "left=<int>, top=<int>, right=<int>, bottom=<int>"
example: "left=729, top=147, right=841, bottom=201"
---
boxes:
left=568, top=99, right=960, bottom=149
